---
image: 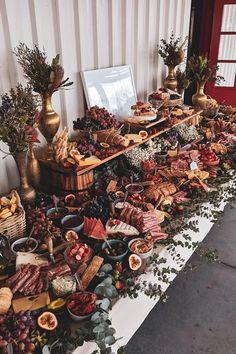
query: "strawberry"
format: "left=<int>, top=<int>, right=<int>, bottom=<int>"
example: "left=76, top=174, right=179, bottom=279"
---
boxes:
left=115, top=280, right=124, bottom=290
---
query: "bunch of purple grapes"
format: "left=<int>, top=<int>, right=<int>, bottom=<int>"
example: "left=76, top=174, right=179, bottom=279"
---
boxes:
left=77, top=141, right=96, bottom=155
left=0, top=310, right=36, bottom=353
left=73, top=106, right=118, bottom=131
left=27, top=208, right=62, bottom=240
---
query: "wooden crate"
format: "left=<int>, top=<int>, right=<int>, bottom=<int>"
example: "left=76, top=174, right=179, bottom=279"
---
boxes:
left=39, top=160, right=94, bottom=193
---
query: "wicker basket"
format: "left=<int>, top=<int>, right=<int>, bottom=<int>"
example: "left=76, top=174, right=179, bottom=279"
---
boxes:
left=0, top=190, right=26, bottom=240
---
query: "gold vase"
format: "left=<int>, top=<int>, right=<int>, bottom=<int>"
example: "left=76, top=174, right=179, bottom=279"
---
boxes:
left=39, top=93, right=60, bottom=159
left=13, top=151, right=36, bottom=203
left=192, top=82, right=207, bottom=108
left=163, top=66, right=177, bottom=90
left=27, top=144, right=40, bottom=188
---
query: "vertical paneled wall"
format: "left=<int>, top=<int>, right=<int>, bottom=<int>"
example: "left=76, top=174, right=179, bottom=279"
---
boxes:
left=0, top=0, right=191, bottom=194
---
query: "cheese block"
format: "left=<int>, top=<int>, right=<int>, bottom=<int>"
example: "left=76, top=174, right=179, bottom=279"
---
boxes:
left=12, top=292, right=50, bottom=313
left=81, top=256, right=104, bottom=290
left=78, top=156, right=102, bottom=166
left=106, top=219, right=139, bottom=236
left=16, top=252, right=49, bottom=269
left=124, top=134, right=143, bottom=143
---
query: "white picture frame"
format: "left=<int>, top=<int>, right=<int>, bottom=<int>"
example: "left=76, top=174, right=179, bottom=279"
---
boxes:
left=80, top=65, right=137, bottom=119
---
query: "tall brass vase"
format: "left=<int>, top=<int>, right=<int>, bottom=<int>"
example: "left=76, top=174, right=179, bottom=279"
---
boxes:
left=39, top=93, right=60, bottom=159
left=192, top=82, right=207, bottom=108
left=27, top=144, right=40, bottom=188
left=13, top=151, right=36, bottom=203
left=163, top=66, right=177, bottom=90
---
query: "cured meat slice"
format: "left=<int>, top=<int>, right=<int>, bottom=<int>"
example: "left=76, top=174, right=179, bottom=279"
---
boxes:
left=48, top=262, right=71, bottom=280
left=20, top=266, right=40, bottom=293
left=12, top=271, right=32, bottom=294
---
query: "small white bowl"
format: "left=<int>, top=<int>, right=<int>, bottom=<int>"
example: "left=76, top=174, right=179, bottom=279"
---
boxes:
left=128, top=238, right=153, bottom=259
left=11, top=237, right=38, bottom=255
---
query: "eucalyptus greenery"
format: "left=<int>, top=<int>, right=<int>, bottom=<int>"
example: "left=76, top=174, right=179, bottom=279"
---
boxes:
left=158, top=32, right=187, bottom=67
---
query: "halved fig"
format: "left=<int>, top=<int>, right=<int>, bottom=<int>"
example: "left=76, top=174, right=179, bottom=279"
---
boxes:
left=128, top=254, right=142, bottom=271
left=139, top=130, right=148, bottom=139
left=37, top=312, right=58, bottom=331
left=65, top=230, right=78, bottom=242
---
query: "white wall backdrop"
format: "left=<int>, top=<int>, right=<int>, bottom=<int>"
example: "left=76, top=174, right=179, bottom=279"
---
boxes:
left=0, top=0, right=191, bottom=194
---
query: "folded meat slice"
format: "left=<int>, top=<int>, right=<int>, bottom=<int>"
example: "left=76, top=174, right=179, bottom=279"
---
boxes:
left=48, top=262, right=71, bottom=280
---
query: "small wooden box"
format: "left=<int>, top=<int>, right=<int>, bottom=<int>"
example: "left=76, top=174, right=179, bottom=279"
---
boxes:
left=39, top=160, right=94, bottom=193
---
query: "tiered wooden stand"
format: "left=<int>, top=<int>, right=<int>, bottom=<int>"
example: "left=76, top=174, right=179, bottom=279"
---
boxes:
left=39, top=109, right=202, bottom=194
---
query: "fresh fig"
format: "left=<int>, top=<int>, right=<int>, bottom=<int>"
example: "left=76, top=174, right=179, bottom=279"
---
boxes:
left=128, top=254, right=142, bottom=271
left=37, top=312, right=58, bottom=331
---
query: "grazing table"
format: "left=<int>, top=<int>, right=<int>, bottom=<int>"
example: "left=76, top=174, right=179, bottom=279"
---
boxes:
left=74, top=194, right=228, bottom=353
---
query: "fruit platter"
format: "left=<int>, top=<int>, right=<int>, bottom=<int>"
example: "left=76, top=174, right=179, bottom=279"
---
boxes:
left=1, top=96, right=236, bottom=354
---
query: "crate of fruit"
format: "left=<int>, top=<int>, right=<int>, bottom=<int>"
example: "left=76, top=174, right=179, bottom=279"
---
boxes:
left=39, top=160, right=94, bottom=193
left=0, top=190, right=26, bottom=240
left=73, top=106, right=119, bottom=139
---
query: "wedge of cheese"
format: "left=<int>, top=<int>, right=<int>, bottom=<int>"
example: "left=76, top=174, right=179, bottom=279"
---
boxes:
left=78, top=156, right=102, bottom=166
left=106, top=219, right=139, bottom=236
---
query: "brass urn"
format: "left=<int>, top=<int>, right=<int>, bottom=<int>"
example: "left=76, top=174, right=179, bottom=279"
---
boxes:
left=163, top=66, right=177, bottom=90
left=39, top=93, right=60, bottom=159
left=13, top=151, right=36, bottom=203
left=192, top=82, right=207, bottom=108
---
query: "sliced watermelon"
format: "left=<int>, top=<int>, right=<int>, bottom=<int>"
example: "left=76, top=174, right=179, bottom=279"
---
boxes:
left=83, top=217, right=89, bottom=235
left=89, top=218, right=98, bottom=235
left=90, top=219, right=108, bottom=240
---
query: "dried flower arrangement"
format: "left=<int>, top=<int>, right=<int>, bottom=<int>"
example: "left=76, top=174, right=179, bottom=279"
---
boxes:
left=176, top=68, right=190, bottom=94
left=158, top=33, right=188, bottom=67
left=0, top=84, right=40, bottom=153
left=13, top=43, right=73, bottom=95
left=187, top=55, right=224, bottom=86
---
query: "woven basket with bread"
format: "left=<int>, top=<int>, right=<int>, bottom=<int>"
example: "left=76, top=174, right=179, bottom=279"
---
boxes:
left=0, top=190, right=26, bottom=240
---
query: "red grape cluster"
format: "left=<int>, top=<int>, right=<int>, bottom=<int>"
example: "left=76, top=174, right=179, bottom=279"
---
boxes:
left=0, top=310, right=36, bottom=353
left=73, top=106, right=118, bottom=131
left=77, top=141, right=97, bottom=155
left=27, top=208, right=62, bottom=244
